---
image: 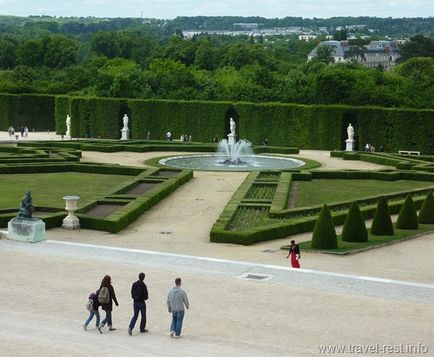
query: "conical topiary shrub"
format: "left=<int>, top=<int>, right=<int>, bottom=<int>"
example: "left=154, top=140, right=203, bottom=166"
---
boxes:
left=418, top=191, right=434, bottom=224
left=312, top=204, right=337, bottom=249
left=371, top=197, right=394, bottom=235
left=341, top=202, right=368, bottom=242
left=396, top=195, right=418, bottom=229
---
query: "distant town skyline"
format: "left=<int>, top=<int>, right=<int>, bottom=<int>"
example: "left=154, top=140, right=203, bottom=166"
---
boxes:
left=0, top=0, right=433, bottom=19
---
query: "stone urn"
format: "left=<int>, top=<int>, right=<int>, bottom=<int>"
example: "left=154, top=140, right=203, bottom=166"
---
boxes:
left=62, top=195, right=80, bottom=230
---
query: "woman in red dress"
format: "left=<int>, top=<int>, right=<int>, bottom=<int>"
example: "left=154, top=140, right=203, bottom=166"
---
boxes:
left=287, top=240, right=300, bottom=268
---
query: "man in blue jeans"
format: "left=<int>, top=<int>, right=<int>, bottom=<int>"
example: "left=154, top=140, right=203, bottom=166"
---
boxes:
left=128, top=272, right=149, bottom=336
left=167, top=277, right=189, bottom=338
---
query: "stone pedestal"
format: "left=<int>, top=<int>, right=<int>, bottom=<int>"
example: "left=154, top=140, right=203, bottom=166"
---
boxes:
left=227, top=133, right=236, bottom=146
left=62, top=195, right=80, bottom=230
left=345, top=139, right=355, bottom=151
left=7, top=218, right=46, bottom=243
left=121, top=128, right=130, bottom=140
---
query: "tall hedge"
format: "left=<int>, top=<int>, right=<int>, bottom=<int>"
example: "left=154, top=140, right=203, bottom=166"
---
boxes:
left=0, top=93, right=430, bottom=153
left=128, top=99, right=229, bottom=142
left=0, top=94, right=17, bottom=130
left=371, top=197, right=394, bottom=235
left=55, top=95, right=71, bottom=134
left=396, top=195, right=419, bottom=229
left=1, top=93, right=55, bottom=131
left=418, top=191, right=434, bottom=224
left=341, top=202, right=368, bottom=242
left=311, top=204, right=338, bottom=249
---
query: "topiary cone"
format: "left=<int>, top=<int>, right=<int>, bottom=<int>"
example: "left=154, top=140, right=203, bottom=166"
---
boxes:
left=371, top=197, right=394, bottom=235
left=312, top=204, right=337, bottom=249
left=418, top=191, right=434, bottom=224
left=396, top=195, right=418, bottom=229
left=341, top=202, right=368, bottom=242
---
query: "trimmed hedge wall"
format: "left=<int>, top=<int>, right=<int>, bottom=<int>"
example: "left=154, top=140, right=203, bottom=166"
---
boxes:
left=54, top=96, right=71, bottom=135
left=0, top=94, right=431, bottom=153
left=0, top=93, right=55, bottom=131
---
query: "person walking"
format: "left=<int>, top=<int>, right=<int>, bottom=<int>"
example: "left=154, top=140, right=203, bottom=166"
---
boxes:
left=287, top=240, right=301, bottom=268
left=128, top=272, right=149, bottom=336
left=99, top=275, right=119, bottom=331
left=167, top=277, right=189, bottom=338
left=83, top=289, right=102, bottom=333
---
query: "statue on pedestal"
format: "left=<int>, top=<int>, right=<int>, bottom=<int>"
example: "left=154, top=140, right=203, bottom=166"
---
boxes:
left=66, top=115, right=71, bottom=136
left=345, top=123, right=355, bottom=151
left=16, top=191, right=35, bottom=220
left=347, top=123, right=354, bottom=141
left=8, top=190, right=45, bottom=242
left=229, top=118, right=236, bottom=136
left=122, top=114, right=129, bottom=130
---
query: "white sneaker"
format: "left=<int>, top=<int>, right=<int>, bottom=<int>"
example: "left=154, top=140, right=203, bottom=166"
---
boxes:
left=170, top=331, right=175, bottom=338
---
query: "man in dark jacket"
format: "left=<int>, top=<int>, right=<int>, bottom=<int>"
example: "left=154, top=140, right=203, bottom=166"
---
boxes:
left=128, top=272, right=149, bottom=335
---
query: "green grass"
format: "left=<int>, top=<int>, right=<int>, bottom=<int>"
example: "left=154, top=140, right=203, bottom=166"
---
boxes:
left=0, top=172, right=133, bottom=209
left=295, top=180, right=434, bottom=207
left=296, top=224, right=434, bottom=254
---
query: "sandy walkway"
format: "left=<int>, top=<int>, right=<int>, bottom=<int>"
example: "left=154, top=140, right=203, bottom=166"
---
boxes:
left=0, top=243, right=432, bottom=357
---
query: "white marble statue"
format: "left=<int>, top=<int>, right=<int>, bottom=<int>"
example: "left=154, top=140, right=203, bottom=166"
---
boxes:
left=229, top=117, right=236, bottom=136
left=347, top=123, right=354, bottom=141
left=122, top=114, right=129, bottom=130
left=66, top=115, right=71, bottom=136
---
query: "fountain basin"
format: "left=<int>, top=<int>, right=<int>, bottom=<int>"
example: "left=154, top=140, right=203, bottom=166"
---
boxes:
left=158, top=154, right=305, bottom=171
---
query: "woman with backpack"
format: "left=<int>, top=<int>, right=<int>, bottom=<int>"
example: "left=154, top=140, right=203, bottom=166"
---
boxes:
left=99, top=275, right=119, bottom=331
left=83, top=289, right=102, bottom=333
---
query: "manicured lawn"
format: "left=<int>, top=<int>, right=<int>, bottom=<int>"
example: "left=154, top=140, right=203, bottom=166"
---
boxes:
left=295, top=224, right=434, bottom=254
left=0, top=172, right=132, bottom=209
left=295, top=180, right=434, bottom=207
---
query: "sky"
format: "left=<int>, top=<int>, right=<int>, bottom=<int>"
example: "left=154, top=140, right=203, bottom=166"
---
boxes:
left=0, top=0, right=432, bottom=19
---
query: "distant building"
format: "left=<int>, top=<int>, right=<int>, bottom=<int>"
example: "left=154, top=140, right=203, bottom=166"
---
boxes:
left=307, top=40, right=400, bottom=70
left=298, top=34, right=316, bottom=41
left=233, top=23, right=259, bottom=30
left=307, top=40, right=347, bottom=63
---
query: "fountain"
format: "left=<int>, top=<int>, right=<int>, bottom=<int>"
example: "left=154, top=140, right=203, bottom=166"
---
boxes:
left=217, top=139, right=256, bottom=165
left=158, top=118, right=305, bottom=171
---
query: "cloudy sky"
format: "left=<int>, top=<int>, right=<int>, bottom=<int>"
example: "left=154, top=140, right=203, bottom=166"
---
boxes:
left=0, top=0, right=432, bottom=19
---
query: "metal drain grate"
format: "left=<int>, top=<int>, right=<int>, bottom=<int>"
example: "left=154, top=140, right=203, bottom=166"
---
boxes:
left=159, top=231, right=173, bottom=235
left=238, top=273, right=273, bottom=281
left=261, top=249, right=277, bottom=253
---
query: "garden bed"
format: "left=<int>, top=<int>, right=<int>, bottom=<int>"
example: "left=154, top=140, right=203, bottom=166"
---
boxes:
left=83, top=203, right=126, bottom=218
left=291, top=224, right=434, bottom=255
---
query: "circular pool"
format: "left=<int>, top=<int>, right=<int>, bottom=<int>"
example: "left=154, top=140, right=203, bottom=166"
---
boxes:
left=158, top=154, right=305, bottom=171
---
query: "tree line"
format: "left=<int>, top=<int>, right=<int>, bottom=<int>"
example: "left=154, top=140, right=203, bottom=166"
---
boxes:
left=0, top=16, right=432, bottom=108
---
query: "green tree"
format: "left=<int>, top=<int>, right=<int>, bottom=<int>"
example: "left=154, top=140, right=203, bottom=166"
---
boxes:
left=90, top=32, right=121, bottom=59
left=341, top=202, right=368, bottom=242
left=314, top=66, right=357, bottom=104
left=333, top=29, right=348, bottom=41
left=396, top=196, right=418, bottom=230
left=371, top=197, right=394, bottom=235
left=95, top=58, right=150, bottom=98
left=194, top=41, right=217, bottom=70
left=418, top=191, right=434, bottom=224
left=145, top=58, right=197, bottom=98
left=314, top=45, right=334, bottom=64
left=0, top=39, right=17, bottom=69
left=16, top=39, right=44, bottom=67
left=43, top=35, right=79, bottom=68
left=398, top=35, right=434, bottom=62
left=311, top=204, right=337, bottom=249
